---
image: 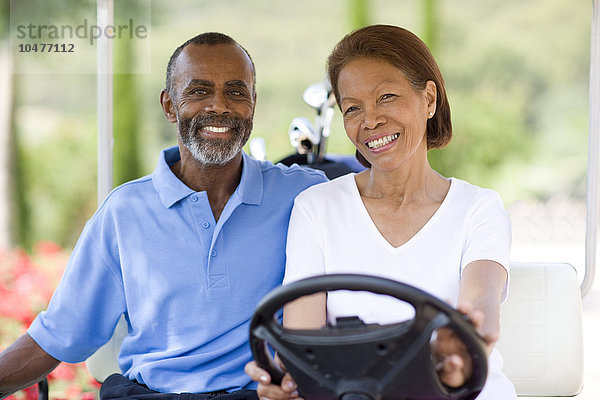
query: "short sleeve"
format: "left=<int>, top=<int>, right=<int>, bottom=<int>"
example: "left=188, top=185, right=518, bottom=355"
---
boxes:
left=461, top=190, right=512, bottom=301
left=27, top=219, right=127, bottom=363
left=283, top=195, right=326, bottom=285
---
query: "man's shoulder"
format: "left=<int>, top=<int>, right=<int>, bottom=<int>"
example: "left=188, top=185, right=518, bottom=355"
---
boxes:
left=75, top=174, right=155, bottom=240
left=107, top=174, right=153, bottom=198
left=94, top=174, right=155, bottom=215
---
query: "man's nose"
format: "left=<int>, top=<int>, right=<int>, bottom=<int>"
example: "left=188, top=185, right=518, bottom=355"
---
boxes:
left=204, top=94, right=231, bottom=115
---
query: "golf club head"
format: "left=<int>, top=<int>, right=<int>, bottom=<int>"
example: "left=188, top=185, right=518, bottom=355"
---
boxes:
left=249, top=137, right=267, bottom=161
left=303, top=81, right=332, bottom=110
left=289, top=117, right=318, bottom=152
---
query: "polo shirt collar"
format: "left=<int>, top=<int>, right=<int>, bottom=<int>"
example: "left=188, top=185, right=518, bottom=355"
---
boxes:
left=237, top=152, right=263, bottom=206
left=152, top=146, right=263, bottom=208
left=152, top=146, right=194, bottom=208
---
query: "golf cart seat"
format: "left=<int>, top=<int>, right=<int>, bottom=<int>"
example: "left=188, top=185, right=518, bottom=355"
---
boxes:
left=85, top=314, right=127, bottom=382
left=495, top=262, right=584, bottom=397
left=84, top=262, right=585, bottom=398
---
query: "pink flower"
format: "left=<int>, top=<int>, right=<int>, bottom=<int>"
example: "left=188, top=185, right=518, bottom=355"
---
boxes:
left=34, top=241, right=63, bottom=256
left=1, top=244, right=99, bottom=399
left=48, top=363, right=77, bottom=381
left=88, top=376, right=103, bottom=389
left=65, top=384, right=83, bottom=398
left=4, top=385, right=39, bottom=400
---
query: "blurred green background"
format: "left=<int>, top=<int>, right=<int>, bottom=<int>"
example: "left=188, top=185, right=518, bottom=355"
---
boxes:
left=0, top=0, right=591, bottom=250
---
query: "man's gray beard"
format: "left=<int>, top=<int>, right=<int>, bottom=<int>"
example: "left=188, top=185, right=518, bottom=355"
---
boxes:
left=177, top=112, right=253, bottom=166
left=183, top=134, right=244, bottom=165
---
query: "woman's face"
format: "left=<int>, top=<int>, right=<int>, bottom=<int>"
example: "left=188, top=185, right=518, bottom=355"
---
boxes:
left=337, top=57, right=436, bottom=172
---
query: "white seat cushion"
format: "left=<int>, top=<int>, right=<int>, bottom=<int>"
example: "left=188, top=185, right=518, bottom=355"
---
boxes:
left=85, top=314, right=127, bottom=382
left=496, top=262, right=584, bottom=396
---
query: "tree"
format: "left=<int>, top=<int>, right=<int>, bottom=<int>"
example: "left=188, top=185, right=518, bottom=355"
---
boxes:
left=421, top=0, right=437, bottom=53
left=349, top=0, right=370, bottom=29
left=113, top=0, right=142, bottom=186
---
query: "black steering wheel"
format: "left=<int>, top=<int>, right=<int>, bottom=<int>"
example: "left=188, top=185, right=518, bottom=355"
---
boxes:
left=249, top=274, right=488, bottom=400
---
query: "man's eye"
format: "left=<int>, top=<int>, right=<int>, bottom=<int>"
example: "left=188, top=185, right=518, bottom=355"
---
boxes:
left=380, top=93, right=395, bottom=101
left=192, top=88, right=207, bottom=95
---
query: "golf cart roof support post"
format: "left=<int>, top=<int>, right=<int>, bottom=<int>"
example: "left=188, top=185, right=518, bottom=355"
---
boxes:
left=97, top=0, right=114, bottom=205
left=583, top=0, right=600, bottom=297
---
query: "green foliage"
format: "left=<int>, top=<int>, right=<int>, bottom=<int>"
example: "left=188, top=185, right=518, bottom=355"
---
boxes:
left=429, top=84, right=534, bottom=187
left=17, top=105, right=97, bottom=249
left=13, top=107, right=28, bottom=249
left=431, top=0, right=589, bottom=201
left=113, top=36, right=142, bottom=186
left=421, top=0, right=437, bottom=52
left=0, top=0, right=8, bottom=39
left=349, top=0, right=371, bottom=29
left=113, top=0, right=143, bottom=186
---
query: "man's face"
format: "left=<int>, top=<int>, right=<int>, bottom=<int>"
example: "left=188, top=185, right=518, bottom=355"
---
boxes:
left=170, top=43, right=256, bottom=165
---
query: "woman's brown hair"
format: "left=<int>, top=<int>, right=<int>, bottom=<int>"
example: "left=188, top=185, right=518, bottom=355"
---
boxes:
left=327, top=25, right=452, bottom=167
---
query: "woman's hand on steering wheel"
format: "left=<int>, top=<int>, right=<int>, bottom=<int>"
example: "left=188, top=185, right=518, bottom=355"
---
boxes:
left=245, top=355, right=301, bottom=400
left=432, top=302, right=497, bottom=388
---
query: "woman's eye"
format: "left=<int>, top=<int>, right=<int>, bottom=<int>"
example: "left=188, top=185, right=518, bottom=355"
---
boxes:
left=344, top=106, right=358, bottom=115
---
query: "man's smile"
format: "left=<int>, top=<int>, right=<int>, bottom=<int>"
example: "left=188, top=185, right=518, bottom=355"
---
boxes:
left=202, top=125, right=233, bottom=134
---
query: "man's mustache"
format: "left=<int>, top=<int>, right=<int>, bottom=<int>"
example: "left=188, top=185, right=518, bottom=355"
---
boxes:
left=189, top=114, right=248, bottom=134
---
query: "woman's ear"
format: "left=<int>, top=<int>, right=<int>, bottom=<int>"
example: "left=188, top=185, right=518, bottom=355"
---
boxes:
left=160, top=89, right=178, bottom=123
left=425, top=80, right=437, bottom=116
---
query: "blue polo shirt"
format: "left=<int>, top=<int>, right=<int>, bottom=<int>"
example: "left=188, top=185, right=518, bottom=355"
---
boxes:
left=28, top=146, right=326, bottom=394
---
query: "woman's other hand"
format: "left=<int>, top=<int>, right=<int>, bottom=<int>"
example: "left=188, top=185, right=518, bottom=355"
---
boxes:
left=431, top=325, right=472, bottom=388
left=431, top=300, right=499, bottom=388
left=244, top=359, right=301, bottom=400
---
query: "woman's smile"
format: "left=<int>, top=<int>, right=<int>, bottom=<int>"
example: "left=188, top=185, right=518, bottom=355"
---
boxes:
left=365, top=133, right=400, bottom=152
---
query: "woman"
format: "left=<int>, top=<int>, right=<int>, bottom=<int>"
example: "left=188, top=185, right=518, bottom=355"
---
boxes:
left=246, top=25, right=516, bottom=400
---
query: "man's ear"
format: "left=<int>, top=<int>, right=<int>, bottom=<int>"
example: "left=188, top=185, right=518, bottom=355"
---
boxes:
left=160, top=89, right=177, bottom=123
left=252, top=90, right=257, bottom=114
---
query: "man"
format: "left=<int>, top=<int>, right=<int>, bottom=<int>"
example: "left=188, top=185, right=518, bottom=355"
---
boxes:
left=0, top=33, right=326, bottom=399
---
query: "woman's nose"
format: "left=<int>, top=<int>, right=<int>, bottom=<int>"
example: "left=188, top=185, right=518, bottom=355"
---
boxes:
left=362, top=105, right=385, bottom=130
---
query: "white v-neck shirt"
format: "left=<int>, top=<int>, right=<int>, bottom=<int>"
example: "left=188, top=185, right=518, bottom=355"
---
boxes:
left=283, top=173, right=516, bottom=399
